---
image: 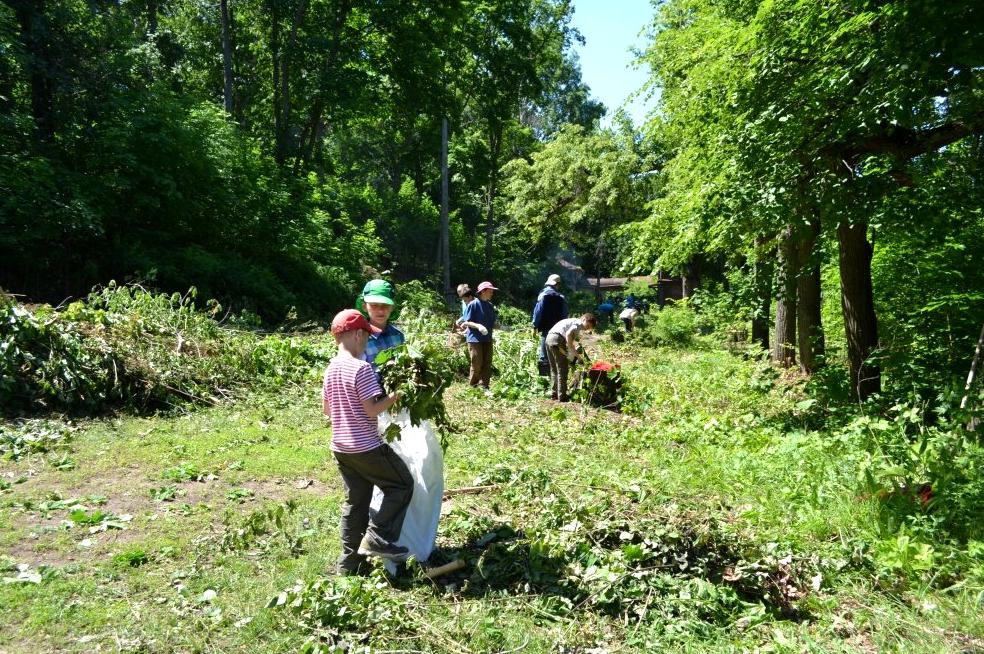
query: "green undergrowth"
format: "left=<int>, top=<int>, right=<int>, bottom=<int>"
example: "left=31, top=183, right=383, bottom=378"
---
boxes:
left=1, top=284, right=334, bottom=415
left=1, top=310, right=983, bottom=652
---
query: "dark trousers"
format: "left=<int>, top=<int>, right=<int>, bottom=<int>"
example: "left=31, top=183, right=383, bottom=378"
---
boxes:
left=333, top=444, right=413, bottom=572
left=468, top=340, right=493, bottom=388
left=545, top=332, right=571, bottom=399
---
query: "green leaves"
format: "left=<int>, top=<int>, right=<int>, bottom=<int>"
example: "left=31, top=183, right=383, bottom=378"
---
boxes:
left=377, top=342, right=457, bottom=446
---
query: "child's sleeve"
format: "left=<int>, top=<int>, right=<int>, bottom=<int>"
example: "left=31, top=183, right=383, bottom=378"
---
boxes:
left=354, top=362, right=384, bottom=400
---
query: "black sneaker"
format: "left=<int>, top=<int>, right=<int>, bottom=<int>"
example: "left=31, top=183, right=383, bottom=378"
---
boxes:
left=358, top=536, right=409, bottom=560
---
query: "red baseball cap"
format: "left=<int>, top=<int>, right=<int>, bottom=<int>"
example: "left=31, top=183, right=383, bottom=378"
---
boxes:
left=476, top=281, right=498, bottom=293
left=331, top=309, right=382, bottom=335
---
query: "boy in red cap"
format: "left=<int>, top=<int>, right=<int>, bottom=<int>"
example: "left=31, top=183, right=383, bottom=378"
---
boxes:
left=323, top=309, right=413, bottom=573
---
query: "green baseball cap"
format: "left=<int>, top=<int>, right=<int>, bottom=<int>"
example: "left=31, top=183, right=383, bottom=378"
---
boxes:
left=355, top=279, right=401, bottom=319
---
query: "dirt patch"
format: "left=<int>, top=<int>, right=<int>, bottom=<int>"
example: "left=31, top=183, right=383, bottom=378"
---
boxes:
left=240, top=477, right=329, bottom=501
left=3, top=472, right=333, bottom=569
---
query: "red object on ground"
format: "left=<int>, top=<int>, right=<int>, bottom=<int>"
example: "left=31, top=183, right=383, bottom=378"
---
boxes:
left=590, top=361, right=618, bottom=372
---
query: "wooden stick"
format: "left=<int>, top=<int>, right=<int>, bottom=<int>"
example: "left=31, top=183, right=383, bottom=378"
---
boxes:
left=442, top=484, right=498, bottom=498
left=424, top=558, right=466, bottom=578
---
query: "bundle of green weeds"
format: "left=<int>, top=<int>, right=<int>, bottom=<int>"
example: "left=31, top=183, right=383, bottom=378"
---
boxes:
left=376, top=342, right=456, bottom=447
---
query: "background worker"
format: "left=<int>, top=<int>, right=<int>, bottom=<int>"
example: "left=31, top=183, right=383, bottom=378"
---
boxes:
left=461, top=281, right=498, bottom=389
left=532, top=273, right=568, bottom=374
left=545, top=313, right=597, bottom=401
left=619, top=305, right=639, bottom=332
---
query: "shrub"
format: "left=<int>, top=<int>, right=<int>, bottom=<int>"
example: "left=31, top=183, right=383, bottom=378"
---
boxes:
left=1, top=284, right=336, bottom=416
left=496, top=304, right=531, bottom=329
left=396, top=279, right=446, bottom=315
left=0, top=297, right=111, bottom=413
left=637, top=303, right=698, bottom=347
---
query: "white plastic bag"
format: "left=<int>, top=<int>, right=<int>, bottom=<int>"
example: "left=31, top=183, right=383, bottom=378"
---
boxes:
left=370, top=410, right=444, bottom=567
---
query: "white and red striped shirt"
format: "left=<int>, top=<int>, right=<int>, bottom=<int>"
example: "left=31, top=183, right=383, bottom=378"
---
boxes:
left=323, top=356, right=384, bottom=453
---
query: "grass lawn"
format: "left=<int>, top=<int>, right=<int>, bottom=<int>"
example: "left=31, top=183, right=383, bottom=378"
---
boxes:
left=2, top=334, right=983, bottom=653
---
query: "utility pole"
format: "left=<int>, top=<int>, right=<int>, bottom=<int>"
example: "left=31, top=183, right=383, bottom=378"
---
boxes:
left=440, top=116, right=451, bottom=304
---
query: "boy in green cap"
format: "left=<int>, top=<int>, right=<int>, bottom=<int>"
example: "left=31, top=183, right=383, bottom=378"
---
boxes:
left=356, top=279, right=405, bottom=372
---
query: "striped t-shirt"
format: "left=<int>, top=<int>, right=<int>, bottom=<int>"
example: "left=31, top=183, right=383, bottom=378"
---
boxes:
left=322, top=355, right=384, bottom=453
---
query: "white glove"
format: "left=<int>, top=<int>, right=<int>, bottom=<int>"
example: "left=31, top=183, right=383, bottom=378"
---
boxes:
left=476, top=324, right=489, bottom=336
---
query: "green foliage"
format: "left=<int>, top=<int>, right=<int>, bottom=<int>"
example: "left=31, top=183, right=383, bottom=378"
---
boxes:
left=113, top=549, right=150, bottom=569
left=636, top=304, right=698, bottom=348
left=503, top=124, right=643, bottom=251
left=394, top=280, right=446, bottom=315
left=494, top=304, right=531, bottom=329
left=0, top=298, right=112, bottom=413
left=489, top=329, right=544, bottom=400
left=377, top=342, right=457, bottom=446
left=218, top=501, right=312, bottom=557
left=1, top=285, right=335, bottom=416
left=689, top=283, right=748, bottom=338
left=850, top=404, right=984, bottom=546
left=0, top=420, right=77, bottom=461
left=0, top=0, right=595, bottom=325
left=267, top=573, right=408, bottom=651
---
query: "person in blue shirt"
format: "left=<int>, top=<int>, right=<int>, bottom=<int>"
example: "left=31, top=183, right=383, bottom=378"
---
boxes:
left=355, top=279, right=404, bottom=373
left=597, top=300, right=615, bottom=326
left=454, top=283, right=475, bottom=330
left=461, top=281, right=497, bottom=388
left=532, top=274, right=568, bottom=369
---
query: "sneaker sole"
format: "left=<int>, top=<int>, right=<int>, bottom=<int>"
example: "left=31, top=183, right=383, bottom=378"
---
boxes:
left=357, top=546, right=409, bottom=560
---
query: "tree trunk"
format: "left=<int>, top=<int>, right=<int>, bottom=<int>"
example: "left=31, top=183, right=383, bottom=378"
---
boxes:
left=483, top=126, right=502, bottom=274
left=279, top=0, right=307, bottom=163
left=751, top=236, right=773, bottom=351
left=297, top=3, right=350, bottom=171
left=796, top=218, right=824, bottom=373
left=147, top=0, right=158, bottom=36
left=681, top=259, right=699, bottom=298
left=838, top=220, right=880, bottom=400
left=220, top=0, right=234, bottom=114
left=960, top=321, right=984, bottom=431
left=269, top=1, right=282, bottom=163
left=772, top=225, right=797, bottom=367
left=440, top=117, right=451, bottom=303
left=13, top=0, right=55, bottom=143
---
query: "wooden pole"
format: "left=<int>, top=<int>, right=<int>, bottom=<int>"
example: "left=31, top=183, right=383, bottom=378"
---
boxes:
left=424, top=558, right=465, bottom=579
left=441, top=116, right=451, bottom=304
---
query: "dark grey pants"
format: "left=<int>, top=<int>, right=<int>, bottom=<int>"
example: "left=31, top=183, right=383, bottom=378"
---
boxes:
left=333, top=444, right=413, bottom=572
left=545, top=332, right=571, bottom=399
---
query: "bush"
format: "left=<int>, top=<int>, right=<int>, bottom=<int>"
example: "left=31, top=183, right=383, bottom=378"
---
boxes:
left=637, top=303, right=698, bottom=347
left=689, top=284, right=746, bottom=338
left=0, top=296, right=111, bottom=413
left=396, top=279, right=446, bottom=315
left=496, top=304, right=531, bottom=329
left=1, top=284, right=336, bottom=416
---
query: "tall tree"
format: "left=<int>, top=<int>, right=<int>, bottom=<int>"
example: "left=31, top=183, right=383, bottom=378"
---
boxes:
left=220, top=0, right=233, bottom=114
left=632, top=0, right=984, bottom=398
